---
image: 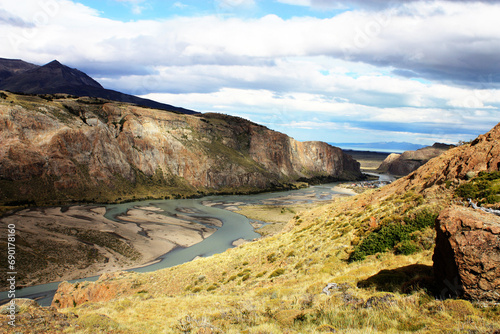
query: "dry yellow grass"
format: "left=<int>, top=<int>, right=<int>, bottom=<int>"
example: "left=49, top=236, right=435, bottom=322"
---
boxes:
left=46, top=184, right=500, bottom=333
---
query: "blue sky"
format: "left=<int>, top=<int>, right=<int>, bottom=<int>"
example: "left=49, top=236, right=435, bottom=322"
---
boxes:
left=1, top=0, right=500, bottom=148
left=83, top=0, right=348, bottom=20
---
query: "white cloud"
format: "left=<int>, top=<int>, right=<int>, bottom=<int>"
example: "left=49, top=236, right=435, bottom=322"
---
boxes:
left=276, top=0, right=312, bottom=6
left=113, top=0, right=148, bottom=14
left=1, top=0, right=499, bottom=144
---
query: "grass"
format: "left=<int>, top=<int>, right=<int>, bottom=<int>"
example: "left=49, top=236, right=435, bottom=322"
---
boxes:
left=44, top=178, right=500, bottom=334
left=8, top=178, right=498, bottom=333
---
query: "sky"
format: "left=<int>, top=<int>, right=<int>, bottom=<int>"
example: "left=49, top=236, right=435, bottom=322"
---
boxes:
left=1, top=0, right=500, bottom=148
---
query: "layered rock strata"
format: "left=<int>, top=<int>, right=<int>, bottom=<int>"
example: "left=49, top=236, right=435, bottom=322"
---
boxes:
left=0, top=92, right=362, bottom=206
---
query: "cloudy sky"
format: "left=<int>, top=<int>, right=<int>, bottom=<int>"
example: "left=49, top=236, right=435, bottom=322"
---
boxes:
left=1, top=0, right=500, bottom=149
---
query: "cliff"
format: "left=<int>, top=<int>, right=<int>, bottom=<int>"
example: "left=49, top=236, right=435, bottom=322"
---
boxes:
left=0, top=92, right=362, bottom=206
left=378, top=143, right=454, bottom=176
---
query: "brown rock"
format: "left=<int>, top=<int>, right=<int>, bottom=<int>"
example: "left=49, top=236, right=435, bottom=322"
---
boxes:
left=0, top=93, right=362, bottom=205
left=378, top=143, right=454, bottom=176
left=51, top=271, right=135, bottom=308
left=372, top=122, right=500, bottom=200
left=433, top=205, right=500, bottom=301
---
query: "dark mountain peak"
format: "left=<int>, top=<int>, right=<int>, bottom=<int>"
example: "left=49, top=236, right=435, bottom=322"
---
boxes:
left=0, top=58, right=39, bottom=81
left=0, top=59, right=103, bottom=93
left=45, top=59, right=64, bottom=68
left=0, top=58, right=198, bottom=114
left=36, top=60, right=103, bottom=89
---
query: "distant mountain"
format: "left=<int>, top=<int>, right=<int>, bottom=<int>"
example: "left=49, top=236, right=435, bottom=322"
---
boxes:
left=0, top=58, right=198, bottom=115
left=378, top=142, right=456, bottom=176
left=0, top=58, right=38, bottom=81
left=331, top=141, right=427, bottom=153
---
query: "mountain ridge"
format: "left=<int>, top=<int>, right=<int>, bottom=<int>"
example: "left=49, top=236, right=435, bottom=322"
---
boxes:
left=0, top=58, right=198, bottom=115
left=0, top=91, right=362, bottom=208
left=377, top=142, right=455, bottom=176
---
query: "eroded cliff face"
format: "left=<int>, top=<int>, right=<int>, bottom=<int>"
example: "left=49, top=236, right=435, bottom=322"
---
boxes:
left=0, top=92, right=361, bottom=205
left=377, top=143, right=454, bottom=176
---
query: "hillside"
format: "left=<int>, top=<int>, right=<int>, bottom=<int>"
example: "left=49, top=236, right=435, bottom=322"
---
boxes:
left=3, top=123, right=498, bottom=332
left=0, top=91, right=361, bottom=209
left=378, top=143, right=455, bottom=176
left=0, top=58, right=197, bottom=114
left=0, top=59, right=38, bottom=81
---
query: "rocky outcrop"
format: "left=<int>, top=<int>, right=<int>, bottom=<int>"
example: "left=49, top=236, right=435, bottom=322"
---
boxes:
left=378, top=143, right=454, bottom=176
left=433, top=205, right=500, bottom=301
left=372, top=122, right=500, bottom=200
left=0, top=92, right=362, bottom=205
left=51, top=271, right=136, bottom=308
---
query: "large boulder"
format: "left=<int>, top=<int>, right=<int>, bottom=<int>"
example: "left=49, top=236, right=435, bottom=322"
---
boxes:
left=433, top=205, right=500, bottom=301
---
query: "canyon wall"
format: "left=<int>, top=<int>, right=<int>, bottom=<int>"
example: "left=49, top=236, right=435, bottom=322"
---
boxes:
left=0, top=92, right=362, bottom=205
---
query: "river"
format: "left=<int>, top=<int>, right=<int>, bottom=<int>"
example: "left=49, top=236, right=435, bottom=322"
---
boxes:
left=0, top=181, right=365, bottom=306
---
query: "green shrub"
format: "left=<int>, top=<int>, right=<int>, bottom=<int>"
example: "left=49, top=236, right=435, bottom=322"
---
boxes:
left=267, top=253, right=277, bottom=263
left=394, top=240, right=420, bottom=255
left=349, top=209, right=438, bottom=261
left=455, top=171, right=500, bottom=205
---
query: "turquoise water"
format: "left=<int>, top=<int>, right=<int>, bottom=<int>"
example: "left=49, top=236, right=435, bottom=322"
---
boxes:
left=0, top=182, right=351, bottom=306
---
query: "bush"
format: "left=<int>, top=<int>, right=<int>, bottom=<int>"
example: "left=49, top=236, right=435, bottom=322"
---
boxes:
left=394, top=240, right=420, bottom=255
left=267, top=253, right=277, bottom=263
left=455, top=171, right=500, bottom=205
left=349, top=209, right=437, bottom=261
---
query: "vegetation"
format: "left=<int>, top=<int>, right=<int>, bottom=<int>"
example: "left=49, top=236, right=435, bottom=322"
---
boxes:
left=24, top=176, right=496, bottom=334
left=349, top=209, right=439, bottom=262
left=455, top=171, right=500, bottom=206
left=5, top=174, right=500, bottom=333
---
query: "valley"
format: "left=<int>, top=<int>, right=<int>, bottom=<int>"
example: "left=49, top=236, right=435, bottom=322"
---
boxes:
left=2, top=0, right=499, bottom=331
left=0, top=92, right=498, bottom=333
left=0, top=181, right=359, bottom=307
left=2, top=122, right=498, bottom=333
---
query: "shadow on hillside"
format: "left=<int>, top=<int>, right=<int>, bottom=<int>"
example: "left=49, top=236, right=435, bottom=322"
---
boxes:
left=357, top=264, right=436, bottom=294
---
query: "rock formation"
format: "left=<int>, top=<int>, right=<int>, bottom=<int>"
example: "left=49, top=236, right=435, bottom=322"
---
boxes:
left=0, top=92, right=362, bottom=206
left=52, top=271, right=136, bottom=308
left=378, top=143, right=454, bottom=176
left=433, top=205, right=500, bottom=301
left=372, top=122, right=500, bottom=200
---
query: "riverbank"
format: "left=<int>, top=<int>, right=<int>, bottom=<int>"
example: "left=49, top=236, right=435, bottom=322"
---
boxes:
left=233, top=185, right=357, bottom=237
left=0, top=205, right=219, bottom=289
left=0, top=182, right=362, bottom=292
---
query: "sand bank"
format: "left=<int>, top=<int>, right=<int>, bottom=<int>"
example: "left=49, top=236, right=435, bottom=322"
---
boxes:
left=0, top=205, right=218, bottom=289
